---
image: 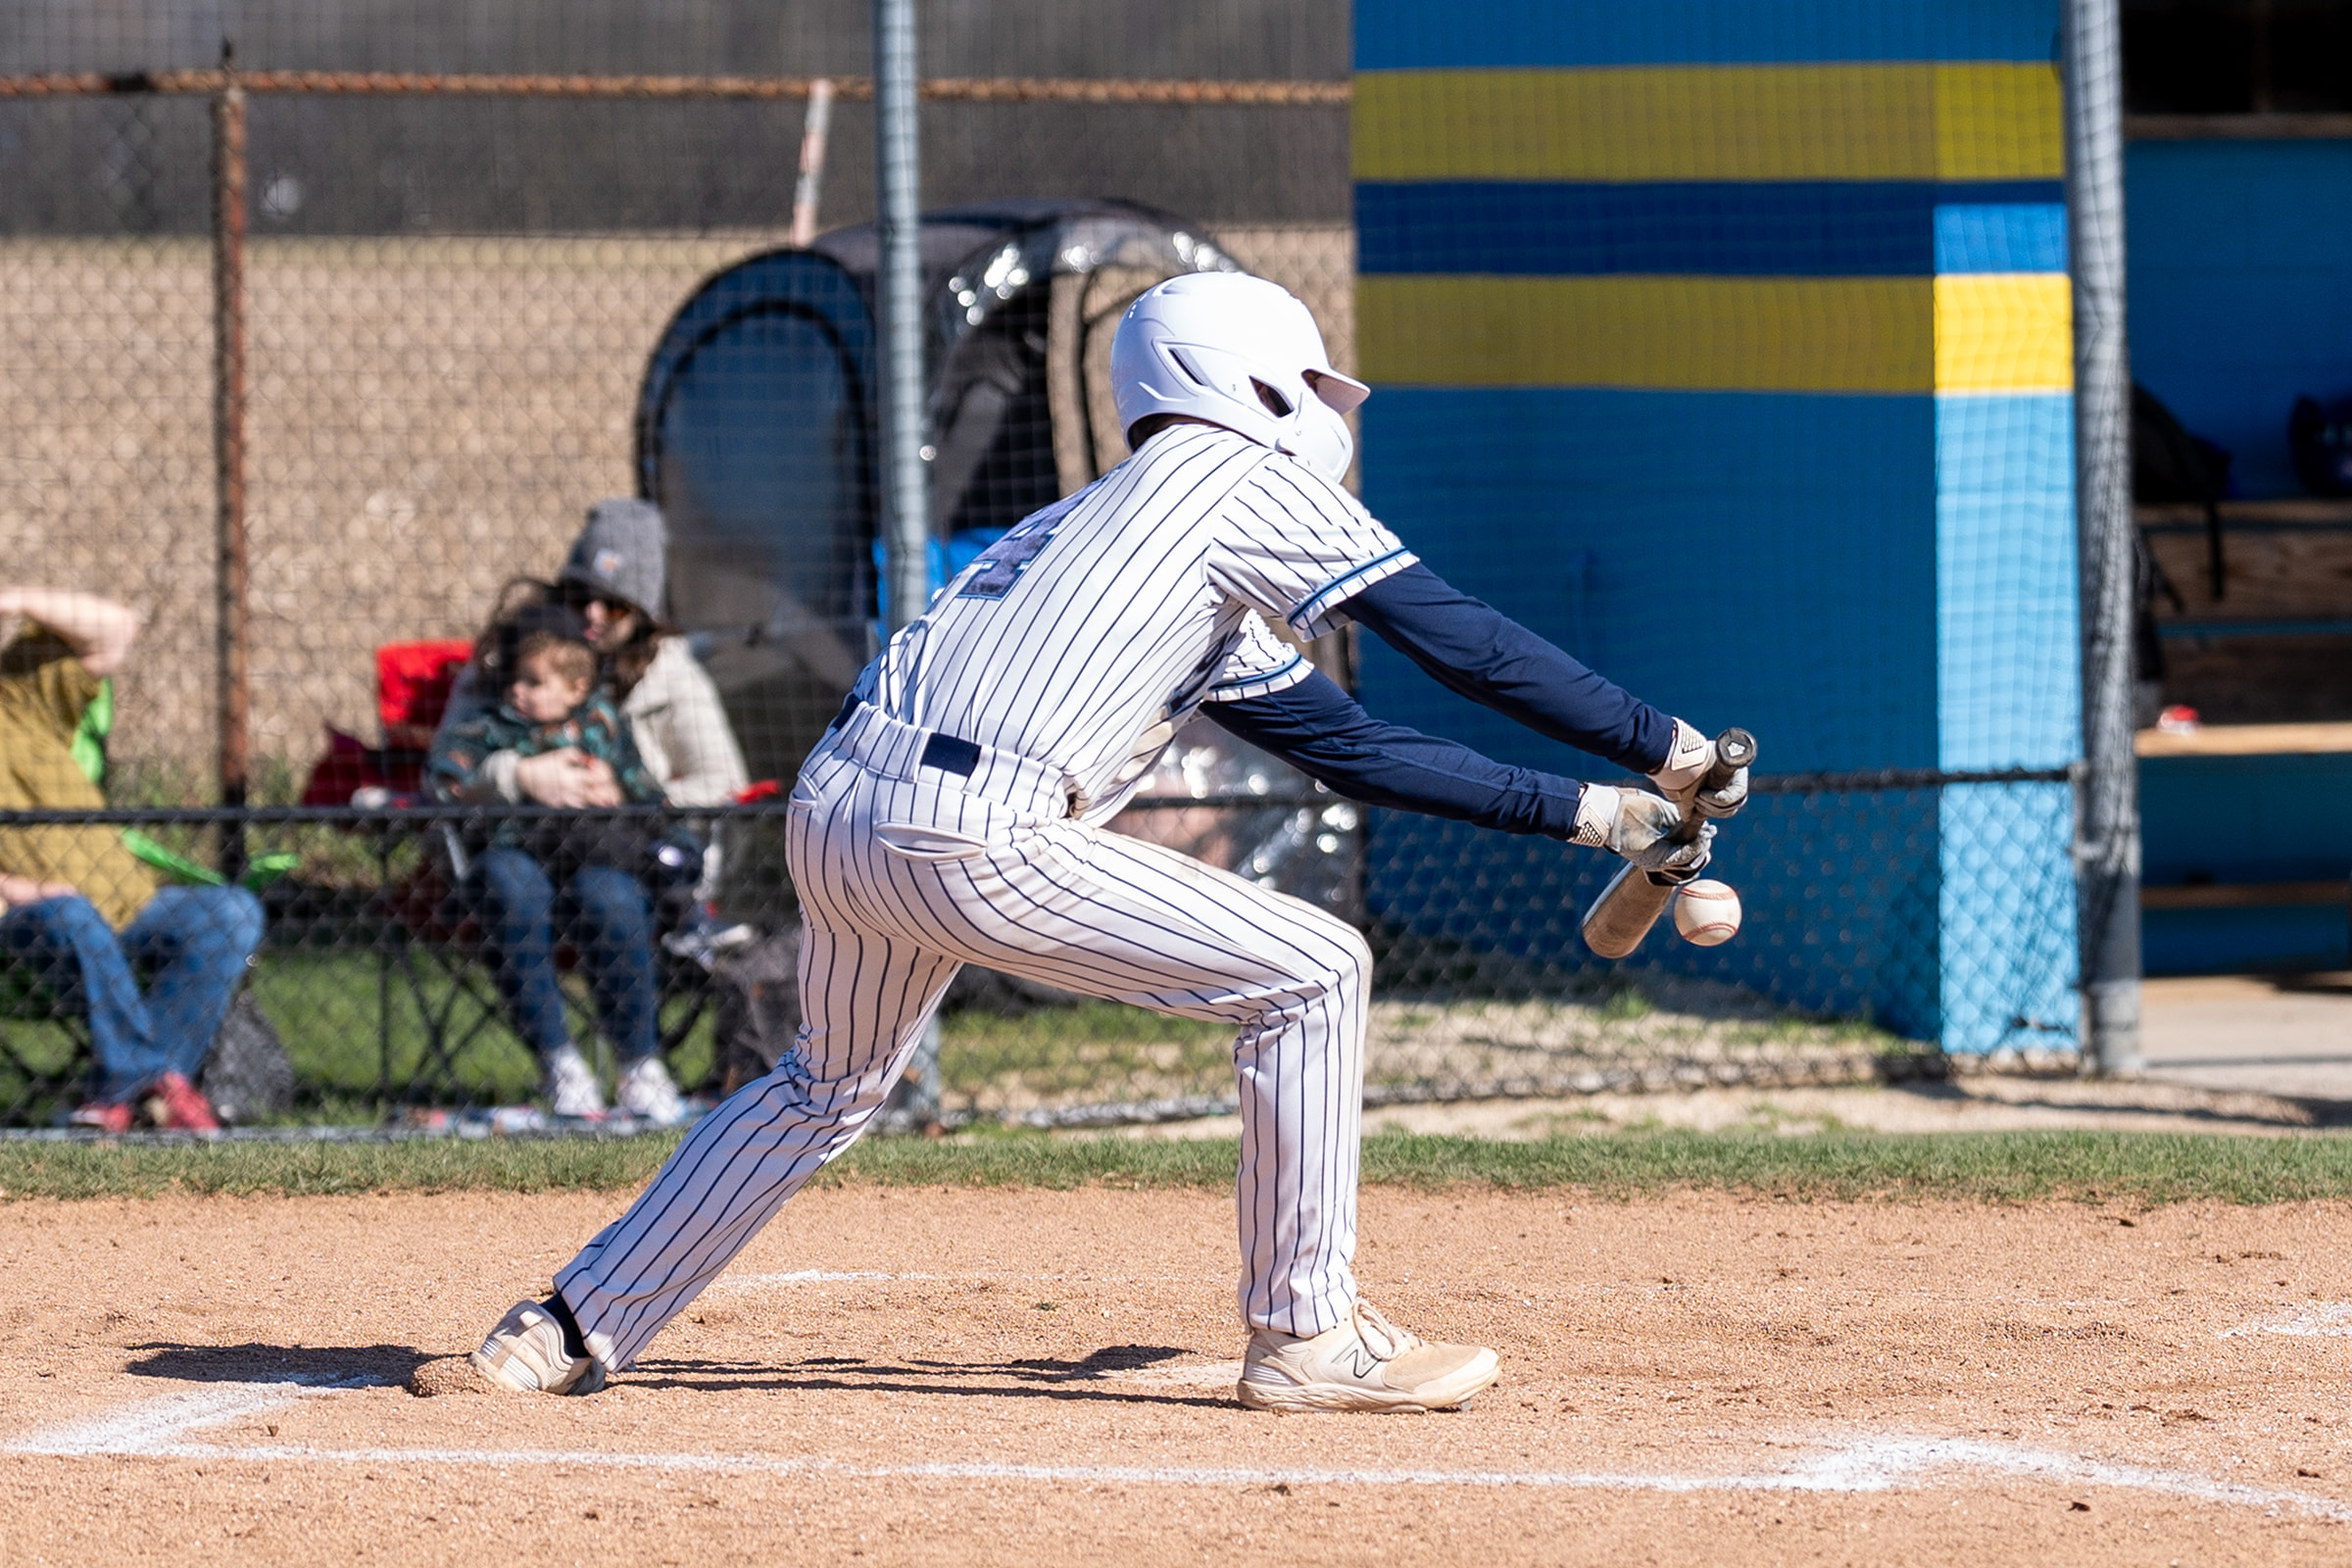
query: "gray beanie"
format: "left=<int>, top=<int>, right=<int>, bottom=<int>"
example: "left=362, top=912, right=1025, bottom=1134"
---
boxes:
left=559, top=498, right=668, bottom=619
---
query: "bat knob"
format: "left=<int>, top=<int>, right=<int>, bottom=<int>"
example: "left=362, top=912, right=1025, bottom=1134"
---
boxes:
left=1713, top=727, right=1757, bottom=771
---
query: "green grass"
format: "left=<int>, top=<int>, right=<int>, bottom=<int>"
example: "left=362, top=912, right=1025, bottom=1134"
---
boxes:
left=247, top=957, right=1184, bottom=1115
left=246, top=951, right=714, bottom=1112
left=1, top=951, right=719, bottom=1126
left=8, top=1127, right=2352, bottom=1204
left=939, top=1002, right=1231, bottom=1101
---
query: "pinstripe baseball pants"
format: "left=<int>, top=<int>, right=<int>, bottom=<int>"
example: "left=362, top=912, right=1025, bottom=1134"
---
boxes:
left=556, top=707, right=1372, bottom=1370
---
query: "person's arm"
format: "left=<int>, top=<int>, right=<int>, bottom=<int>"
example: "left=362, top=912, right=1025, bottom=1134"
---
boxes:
left=0, top=872, right=79, bottom=910
left=427, top=664, right=524, bottom=802
left=1205, top=671, right=1582, bottom=837
left=629, top=640, right=749, bottom=808
left=593, top=698, right=667, bottom=805
left=0, top=588, right=139, bottom=677
left=1202, top=669, right=1708, bottom=871
left=425, top=710, right=538, bottom=806
left=1334, top=563, right=1675, bottom=775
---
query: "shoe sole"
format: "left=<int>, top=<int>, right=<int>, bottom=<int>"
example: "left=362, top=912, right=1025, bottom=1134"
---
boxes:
left=468, top=1346, right=608, bottom=1396
left=1235, top=1348, right=1499, bottom=1414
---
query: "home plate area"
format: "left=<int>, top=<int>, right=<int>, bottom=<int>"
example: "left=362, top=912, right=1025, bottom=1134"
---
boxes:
left=0, top=1187, right=2349, bottom=1564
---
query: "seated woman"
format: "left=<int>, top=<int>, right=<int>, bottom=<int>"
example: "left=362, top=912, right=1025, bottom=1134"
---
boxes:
left=432, top=500, right=747, bottom=1124
left=432, top=604, right=668, bottom=884
left=0, top=587, right=265, bottom=1133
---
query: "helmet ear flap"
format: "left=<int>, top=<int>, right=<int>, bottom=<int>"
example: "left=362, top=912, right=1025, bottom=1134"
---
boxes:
left=1250, top=379, right=1294, bottom=418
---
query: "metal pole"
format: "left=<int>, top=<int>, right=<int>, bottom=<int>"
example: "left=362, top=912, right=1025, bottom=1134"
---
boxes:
left=212, top=42, right=251, bottom=877
left=874, top=0, right=942, bottom=1125
left=2065, top=0, right=2141, bottom=1074
left=789, top=77, right=834, bottom=248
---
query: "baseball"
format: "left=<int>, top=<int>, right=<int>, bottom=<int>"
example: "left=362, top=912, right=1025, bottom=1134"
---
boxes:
left=1673, top=880, right=1742, bottom=947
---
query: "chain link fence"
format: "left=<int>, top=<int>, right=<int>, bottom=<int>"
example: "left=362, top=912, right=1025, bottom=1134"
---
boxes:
left=1, top=5, right=2088, bottom=1132
left=0, top=770, right=2080, bottom=1131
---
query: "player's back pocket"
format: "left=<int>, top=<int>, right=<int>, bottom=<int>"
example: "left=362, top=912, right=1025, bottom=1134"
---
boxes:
left=872, top=822, right=992, bottom=862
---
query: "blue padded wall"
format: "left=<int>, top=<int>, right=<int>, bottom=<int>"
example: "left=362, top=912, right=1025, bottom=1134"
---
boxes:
left=1354, top=0, right=2082, bottom=1052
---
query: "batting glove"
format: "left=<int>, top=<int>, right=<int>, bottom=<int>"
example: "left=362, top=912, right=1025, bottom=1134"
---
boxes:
left=1649, top=717, right=1749, bottom=821
left=1571, top=785, right=1715, bottom=875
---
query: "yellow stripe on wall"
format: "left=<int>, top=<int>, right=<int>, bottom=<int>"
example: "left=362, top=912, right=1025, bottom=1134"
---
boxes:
left=1360, top=273, right=2073, bottom=394
left=1357, top=275, right=1935, bottom=393
left=1934, top=272, right=2073, bottom=393
left=1353, top=64, right=2062, bottom=182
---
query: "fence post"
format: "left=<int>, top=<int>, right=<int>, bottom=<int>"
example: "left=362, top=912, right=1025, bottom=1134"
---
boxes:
left=874, top=0, right=942, bottom=1125
left=789, top=77, right=835, bottom=249
left=2064, top=0, right=2142, bottom=1075
left=211, top=42, right=251, bottom=877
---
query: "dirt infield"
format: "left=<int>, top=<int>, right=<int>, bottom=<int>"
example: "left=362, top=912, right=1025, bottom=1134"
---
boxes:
left=2, top=1183, right=2350, bottom=1564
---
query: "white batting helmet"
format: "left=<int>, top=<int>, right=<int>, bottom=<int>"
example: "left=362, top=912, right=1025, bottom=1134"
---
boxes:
left=1108, top=272, right=1369, bottom=482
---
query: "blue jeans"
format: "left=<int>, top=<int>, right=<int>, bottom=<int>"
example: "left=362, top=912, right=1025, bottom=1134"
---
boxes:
left=464, top=848, right=658, bottom=1066
left=1, top=887, right=267, bottom=1104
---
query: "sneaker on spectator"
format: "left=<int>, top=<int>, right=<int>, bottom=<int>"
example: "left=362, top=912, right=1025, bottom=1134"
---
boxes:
left=68, top=1101, right=133, bottom=1135
left=661, top=909, right=755, bottom=971
left=152, top=1072, right=221, bottom=1135
left=545, top=1044, right=605, bottom=1120
left=616, top=1056, right=688, bottom=1127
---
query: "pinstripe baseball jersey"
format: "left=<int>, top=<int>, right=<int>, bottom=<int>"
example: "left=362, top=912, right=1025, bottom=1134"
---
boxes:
left=857, top=422, right=1417, bottom=820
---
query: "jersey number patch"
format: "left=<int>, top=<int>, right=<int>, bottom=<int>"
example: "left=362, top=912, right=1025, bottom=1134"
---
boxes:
left=956, top=489, right=1085, bottom=600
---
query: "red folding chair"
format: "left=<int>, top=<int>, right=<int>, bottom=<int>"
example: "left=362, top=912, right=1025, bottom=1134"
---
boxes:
left=300, top=640, right=475, bottom=808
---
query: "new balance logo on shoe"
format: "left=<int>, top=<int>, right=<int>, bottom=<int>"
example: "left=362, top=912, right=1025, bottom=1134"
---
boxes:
left=1236, top=1301, right=1497, bottom=1414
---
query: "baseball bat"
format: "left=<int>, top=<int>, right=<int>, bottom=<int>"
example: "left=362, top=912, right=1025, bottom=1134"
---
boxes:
left=1579, top=728, right=1757, bottom=960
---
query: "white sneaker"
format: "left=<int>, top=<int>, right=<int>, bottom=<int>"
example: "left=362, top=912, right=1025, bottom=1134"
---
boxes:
left=545, top=1044, right=604, bottom=1119
left=615, top=1056, right=688, bottom=1127
left=1236, top=1300, right=1499, bottom=1414
left=469, top=1299, right=606, bottom=1395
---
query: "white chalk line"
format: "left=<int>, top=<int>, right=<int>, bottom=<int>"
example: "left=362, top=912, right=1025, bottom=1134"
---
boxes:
left=7, top=1383, right=310, bottom=1458
left=6, top=1380, right=2346, bottom=1521
left=719, top=1270, right=1221, bottom=1290
left=2223, top=1301, right=2352, bottom=1340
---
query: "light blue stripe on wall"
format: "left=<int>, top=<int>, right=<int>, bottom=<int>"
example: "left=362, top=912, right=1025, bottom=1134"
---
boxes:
left=1939, top=781, right=2078, bottom=1052
left=1934, top=203, right=2067, bottom=274
left=1354, top=0, right=2062, bottom=71
left=1935, top=390, right=2077, bottom=1055
left=1936, top=392, right=2079, bottom=770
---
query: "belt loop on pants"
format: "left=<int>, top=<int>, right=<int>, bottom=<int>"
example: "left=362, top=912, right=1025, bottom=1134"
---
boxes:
left=823, top=702, right=1071, bottom=818
left=917, top=733, right=982, bottom=777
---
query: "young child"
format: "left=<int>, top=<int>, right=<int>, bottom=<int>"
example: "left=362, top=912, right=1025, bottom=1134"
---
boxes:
left=427, top=604, right=664, bottom=877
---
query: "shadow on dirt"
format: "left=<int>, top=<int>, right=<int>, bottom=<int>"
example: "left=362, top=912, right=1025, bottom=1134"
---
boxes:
left=1885, top=1076, right=2352, bottom=1129
left=122, top=1342, right=433, bottom=1386
left=626, top=1342, right=1234, bottom=1406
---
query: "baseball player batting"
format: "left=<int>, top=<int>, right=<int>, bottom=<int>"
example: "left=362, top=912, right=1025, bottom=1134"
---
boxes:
left=471, top=271, right=1749, bottom=1413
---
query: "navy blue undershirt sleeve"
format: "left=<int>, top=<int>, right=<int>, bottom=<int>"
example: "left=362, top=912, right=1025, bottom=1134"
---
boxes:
left=1203, top=669, right=1587, bottom=840
left=1337, top=562, right=1675, bottom=775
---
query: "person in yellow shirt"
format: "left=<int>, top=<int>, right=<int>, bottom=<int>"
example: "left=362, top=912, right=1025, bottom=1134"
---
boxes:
left=0, top=587, right=263, bottom=1133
